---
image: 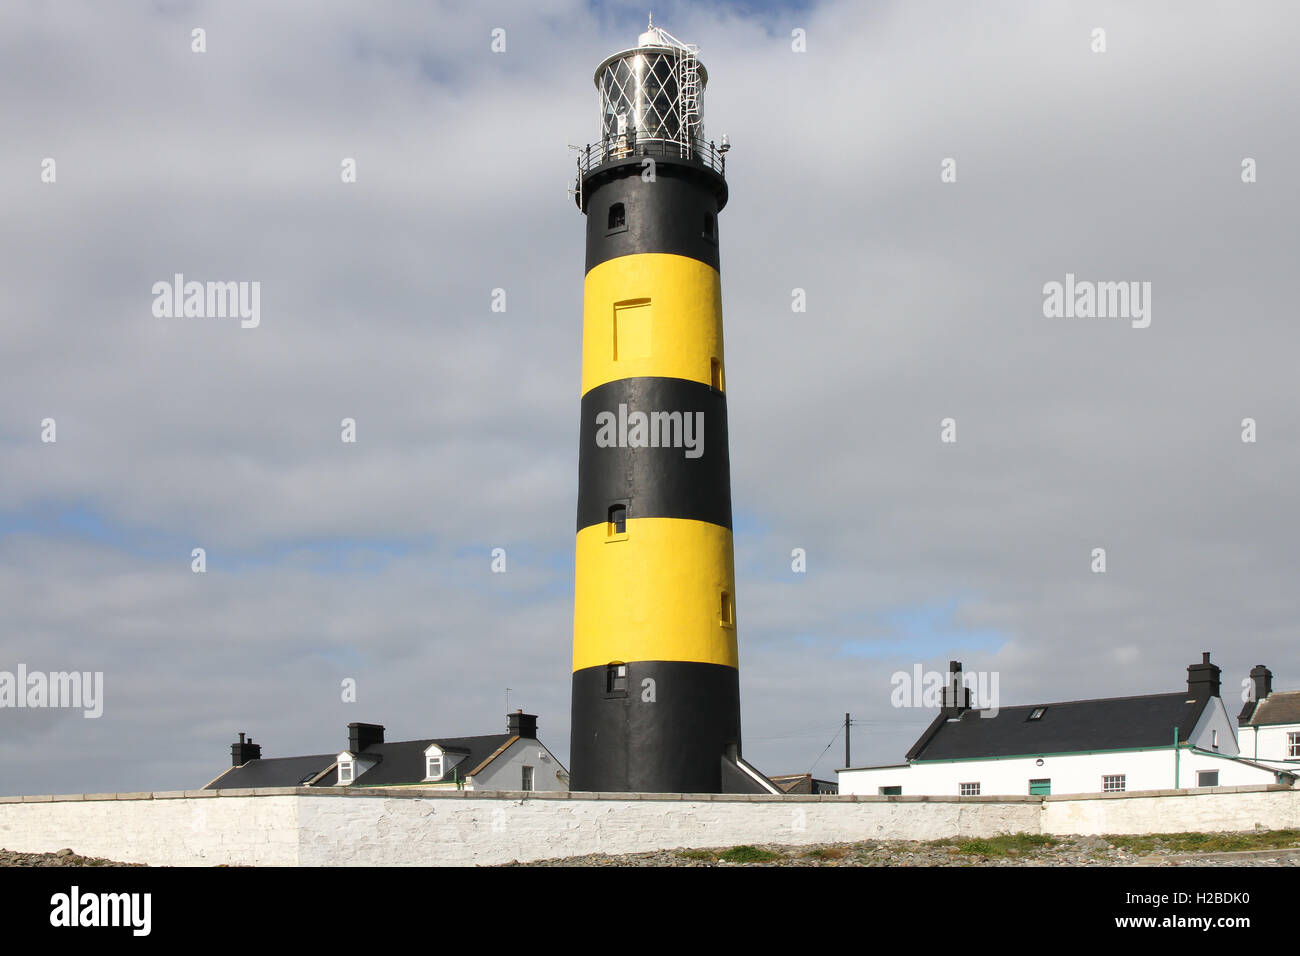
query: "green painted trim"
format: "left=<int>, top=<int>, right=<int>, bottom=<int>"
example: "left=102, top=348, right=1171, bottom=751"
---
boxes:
left=911, top=742, right=1187, bottom=765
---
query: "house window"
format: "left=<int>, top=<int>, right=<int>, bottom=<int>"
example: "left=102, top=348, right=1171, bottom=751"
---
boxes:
left=607, top=503, right=627, bottom=537
left=1027, top=707, right=1046, bottom=721
left=608, top=202, right=625, bottom=230
left=1197, top=771, right=1219, bottom=787
left=606, top=662, right=628, bottom=696
left=425, top=754, right=444, bottom=781
left=1211, top=729, right=1218, bottom=750
left=522, top=766, right=535, bottom=791
left=959, top=782, right=980, bottom=796
left=1028, top=778, right=1051, bottom=796
left=1102, top=774, right=1126, bottom=793
left=879, top=786, right=902, bottom=796
left=1289, top=732, right=1299, bottom=758
left=338, top=759, right=354, bottom=785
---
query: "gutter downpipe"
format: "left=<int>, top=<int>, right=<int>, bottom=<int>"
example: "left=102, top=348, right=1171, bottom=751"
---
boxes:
left=1174, top=726, right=1180, bottom=789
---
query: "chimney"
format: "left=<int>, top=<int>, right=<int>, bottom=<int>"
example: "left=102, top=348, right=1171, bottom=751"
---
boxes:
left=507, top=710, right=538, bottom=739
left=1186, top=652, right=1221, bottom=700
left=1249, top=664, right=1273, bottom=703
left=941, top=661, right=971, bottom=719
left=231, top=732, right=261, bottom=767
left=347, top=722, right=385, bottom=753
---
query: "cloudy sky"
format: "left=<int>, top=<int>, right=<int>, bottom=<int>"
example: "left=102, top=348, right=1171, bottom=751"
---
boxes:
left=1, top=0, right=1297, bottom=796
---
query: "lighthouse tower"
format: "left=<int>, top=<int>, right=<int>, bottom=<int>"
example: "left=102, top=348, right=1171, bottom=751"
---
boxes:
left=570, top=22, right=769, bottom=794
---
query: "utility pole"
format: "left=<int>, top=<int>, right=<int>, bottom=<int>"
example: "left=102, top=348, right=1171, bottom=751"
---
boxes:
left=845, top=712, right=851, bottom=768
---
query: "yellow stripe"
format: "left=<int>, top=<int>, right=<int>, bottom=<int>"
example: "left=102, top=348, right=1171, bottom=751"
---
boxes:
left=582, top=253, right=725, bottom=396
left=573, top=517, right=738, bottom=671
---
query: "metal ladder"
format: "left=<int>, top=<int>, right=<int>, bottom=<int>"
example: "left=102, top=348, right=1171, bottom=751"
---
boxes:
left=677, top=44, right=700, bottom=157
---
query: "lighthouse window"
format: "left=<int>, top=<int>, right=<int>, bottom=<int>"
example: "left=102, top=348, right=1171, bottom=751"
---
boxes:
left=606, top=663, right=628, bottom=696
left=607, top=503, right=627, bottom=536
left=613, top=299, right=652, bottom=360
left=720, top=590, right=735, bottom=627
left=703, top=213, right=716, bottom=242
left=608, top=202, right=626, bottom=230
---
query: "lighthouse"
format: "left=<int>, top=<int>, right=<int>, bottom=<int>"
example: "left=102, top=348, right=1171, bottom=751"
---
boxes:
left=569, top=21, right=771, bottom=794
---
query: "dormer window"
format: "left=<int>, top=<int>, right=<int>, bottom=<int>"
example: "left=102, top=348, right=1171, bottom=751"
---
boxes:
left=423, top=743, right=455, bottom=782
left=338, top=757, right=354, bottom=785
left=1027, top=707, right=1046, bottom=721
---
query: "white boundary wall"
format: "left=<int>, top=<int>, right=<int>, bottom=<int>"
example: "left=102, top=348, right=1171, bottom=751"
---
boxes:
left=0, top=785, right=1296, bottom=867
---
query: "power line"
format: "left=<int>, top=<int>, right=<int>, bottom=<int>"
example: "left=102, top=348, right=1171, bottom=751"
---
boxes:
left=806, top=725, right=844, bottom=775
left=748, top=722, right=845, bottom=741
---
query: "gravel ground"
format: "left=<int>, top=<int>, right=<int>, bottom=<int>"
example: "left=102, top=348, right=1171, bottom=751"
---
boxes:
left=0, top=848, right=143, bottom=867
left=503, top=836, right=1300, bottom=867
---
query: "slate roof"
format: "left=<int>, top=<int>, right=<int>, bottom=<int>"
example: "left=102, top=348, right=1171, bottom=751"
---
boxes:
left=905, top=692, right=1210, bottom=762
left=341, top=735, right=515, bottom=787
left=204, top=753, right=336, bottom=790
left=1239, top=690, right=1300, bottom=727
left=205, top=734, right=523, bottom=790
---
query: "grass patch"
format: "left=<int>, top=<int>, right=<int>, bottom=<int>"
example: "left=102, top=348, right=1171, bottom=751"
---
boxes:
left=718, top=845, right=782, bottom=864
left=1106, top=829, right=1300, bottom=855
left=946, top=833, right=1057, bottom=857
left=677, top=848, right=718, bottom=861
left=802, top=846, right=850, bottom=860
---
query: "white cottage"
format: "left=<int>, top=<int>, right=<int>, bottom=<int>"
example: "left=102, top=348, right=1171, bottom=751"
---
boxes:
left=839, top=654, right=1296, bottom=797
left=204, top=712, right=569, bottom=792
left=1237, top=664, right=1300, bottom=773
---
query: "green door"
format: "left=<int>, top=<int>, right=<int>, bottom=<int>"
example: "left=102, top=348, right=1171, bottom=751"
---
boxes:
left=1029, top=778, right=1051, bottom=795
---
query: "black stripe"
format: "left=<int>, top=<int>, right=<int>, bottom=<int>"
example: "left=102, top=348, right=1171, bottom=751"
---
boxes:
left=585, top=165, right=722, bottom=273
left=577, top=377, right=731, bottom=532
left=570, top=660, right=741, bottom=793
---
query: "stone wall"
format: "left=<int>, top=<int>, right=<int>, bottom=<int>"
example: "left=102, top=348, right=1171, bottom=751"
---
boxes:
left=0, top=784, right=1294, bottom=867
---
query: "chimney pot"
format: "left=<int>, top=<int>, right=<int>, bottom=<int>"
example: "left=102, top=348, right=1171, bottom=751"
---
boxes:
left=1187, top=652, right=1221, bottom=700
left=507, top=711, right=538, bottom=739
left=347, top=722, right=385, bottom=753
left=1249, top=664, right=1273, bottom=702
left=231, top=732, right=262, bottom=767
left=941, top=662, right=971, bottom=718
